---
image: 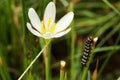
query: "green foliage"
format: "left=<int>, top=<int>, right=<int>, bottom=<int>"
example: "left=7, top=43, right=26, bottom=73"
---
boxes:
left=0, top=0, right=120, bottom=80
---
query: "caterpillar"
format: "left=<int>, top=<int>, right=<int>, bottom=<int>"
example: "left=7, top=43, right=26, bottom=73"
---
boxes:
left=81, top=36, right=93, bottom=66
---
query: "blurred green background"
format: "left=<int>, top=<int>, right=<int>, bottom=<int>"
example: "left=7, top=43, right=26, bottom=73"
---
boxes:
left=0, top=0, right=120, bottom=80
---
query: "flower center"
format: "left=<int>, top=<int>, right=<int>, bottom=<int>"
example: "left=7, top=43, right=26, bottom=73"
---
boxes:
left=41, top=18, right=56, bottom=34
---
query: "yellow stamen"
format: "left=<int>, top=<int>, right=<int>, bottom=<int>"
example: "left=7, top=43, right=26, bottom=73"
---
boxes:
left=47, top=18, right=51, bottom=27
left=41, top=21, right=45, bottom=34
left=50, top=23, right=56, bottom=33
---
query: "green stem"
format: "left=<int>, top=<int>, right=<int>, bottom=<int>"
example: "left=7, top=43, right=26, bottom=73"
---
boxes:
left=103, top=0, right=120, bottom=16
left=18, top=40, right=51, bottom=80
left=60, top=70, right=64, bottom=80
left=45, top=57, right=50, bottom=80
left=94, top=46, right=120, bottom=53
left=81, top=51, right=94, bottom=80
left=44, top=39, right=51, bottom=80
left=60, top=61, right=66, bottom=80
left=21, top=0, right=28, bottom=78
left=69, top=2, right=75, bottom=80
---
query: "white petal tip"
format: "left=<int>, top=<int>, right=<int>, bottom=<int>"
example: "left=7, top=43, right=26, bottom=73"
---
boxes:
left=70, top=12, right=74, bottom=15
left=69, top=12, right=74, bottom=18
left=47, top=2, right=55, bottom=8
left=49, top=2, right=55, bottom=5
left=29, top=8, right=33, bottom=10
left=29, top=8, right=34, bottom=13
left=27, top=22, right=30, bottom=27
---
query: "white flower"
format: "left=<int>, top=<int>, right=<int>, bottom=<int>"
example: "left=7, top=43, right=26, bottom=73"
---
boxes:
left=27, top=2, right=74, bottom=39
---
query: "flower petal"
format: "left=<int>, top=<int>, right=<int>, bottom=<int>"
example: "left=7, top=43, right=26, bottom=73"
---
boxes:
left=27, top=23, right=42, bottom=37
left=53, top=28, right=71, bottom=38
left=55, top=12, right=74, bottom=33
left=43, top=35, right=55, bottom=39
left=44, top=2, right=56, bottom=29
left=28, top=8, right=41, bottom=32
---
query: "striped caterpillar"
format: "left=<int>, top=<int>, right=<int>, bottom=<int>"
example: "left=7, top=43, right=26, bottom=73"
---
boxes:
left=81, top=36, right=93, bottom=66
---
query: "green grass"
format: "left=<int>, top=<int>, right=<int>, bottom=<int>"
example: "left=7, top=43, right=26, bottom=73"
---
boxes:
left=0, top=0, right=120, bottom=80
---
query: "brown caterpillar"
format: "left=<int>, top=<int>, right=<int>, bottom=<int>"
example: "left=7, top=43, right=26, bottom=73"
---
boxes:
left=81, top=36, right=93, bottom=66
